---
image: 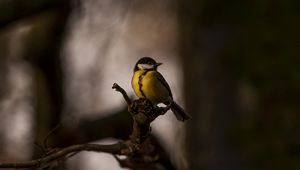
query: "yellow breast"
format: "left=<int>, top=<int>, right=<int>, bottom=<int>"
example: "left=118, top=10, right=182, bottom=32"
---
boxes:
left=131, top=70, right=144, bottom=98
left=131, top=70, right=170, bottom=104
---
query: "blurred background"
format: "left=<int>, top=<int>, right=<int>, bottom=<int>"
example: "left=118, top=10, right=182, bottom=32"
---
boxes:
left=0, top=0, right=299, bottom=170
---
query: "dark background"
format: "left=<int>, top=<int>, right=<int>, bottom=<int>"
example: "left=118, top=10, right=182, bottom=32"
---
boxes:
left=0, top=0, right=299, bottom=170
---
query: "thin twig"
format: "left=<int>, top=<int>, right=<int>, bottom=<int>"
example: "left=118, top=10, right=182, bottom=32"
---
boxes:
left=43, top=123, right=61, bottom=149
left=112, top=83, right=132, bottom=105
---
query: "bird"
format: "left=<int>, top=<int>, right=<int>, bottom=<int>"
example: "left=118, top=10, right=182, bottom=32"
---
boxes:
left=131, top=57, right=190, bottom=121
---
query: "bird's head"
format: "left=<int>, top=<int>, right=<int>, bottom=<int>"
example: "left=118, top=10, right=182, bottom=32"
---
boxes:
left=134, top=57, right=162, bottom=71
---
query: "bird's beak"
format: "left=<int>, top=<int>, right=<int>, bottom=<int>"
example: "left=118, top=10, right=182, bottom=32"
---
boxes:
left=155, top=63, right=162, bottom=67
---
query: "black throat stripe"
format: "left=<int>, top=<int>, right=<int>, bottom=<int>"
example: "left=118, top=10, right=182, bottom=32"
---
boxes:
left=138, top=70, right=148, bottom=98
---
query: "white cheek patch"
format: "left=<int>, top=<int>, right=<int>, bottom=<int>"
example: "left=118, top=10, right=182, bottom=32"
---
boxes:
left=138, top=64, right=154, bottom=69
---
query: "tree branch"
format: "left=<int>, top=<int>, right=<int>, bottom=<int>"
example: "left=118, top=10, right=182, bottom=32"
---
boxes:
left=0, top=83, right=173, bottom=169
left=0, top=142, right=127, bottom=169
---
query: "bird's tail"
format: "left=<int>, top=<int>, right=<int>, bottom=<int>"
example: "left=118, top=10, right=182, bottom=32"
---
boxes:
left=170, top=102, right=191, bottom=121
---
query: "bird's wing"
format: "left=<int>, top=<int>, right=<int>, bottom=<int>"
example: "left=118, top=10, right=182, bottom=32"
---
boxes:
left=154, top=71, right=173, bottom=99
